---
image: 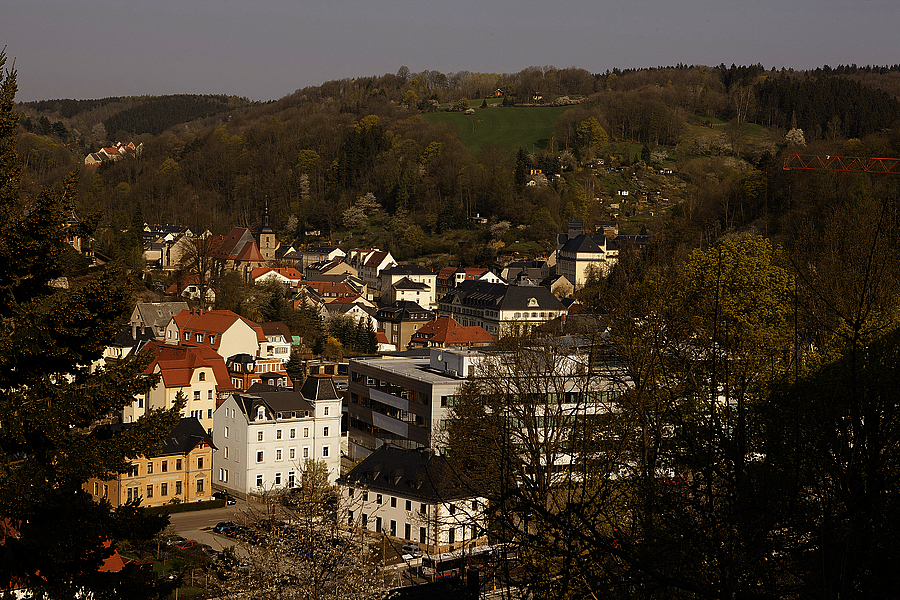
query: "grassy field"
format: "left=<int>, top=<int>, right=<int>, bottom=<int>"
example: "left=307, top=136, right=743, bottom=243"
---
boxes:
left=423, top=106, right=568, bottom=156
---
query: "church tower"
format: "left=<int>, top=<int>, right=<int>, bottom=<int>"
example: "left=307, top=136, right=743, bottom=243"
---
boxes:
left=257, top=200, right=276, bottom=262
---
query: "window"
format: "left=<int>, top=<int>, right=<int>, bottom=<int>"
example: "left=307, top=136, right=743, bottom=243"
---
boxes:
left=362, top=492, right=369, bottom=501
left=184, top=332, right=190, bottom=341
left=322, top=446, right=329, bottom=458
left=175, top=481, right=182, bottom=495
left=376, top=516, right=382, bottom=532
left=146, top=462, right=153, bottom=474
left=257, top=407, right=265, bottom=421
left=258, top=431, right=264, bottom=442
left=405, top=500, right=411, bottom=511
left=161, top=482, right=168, bottom=496
left=161, top=461, right=168, bottom=472
left=348, top=510, right=354, bottom=526
left=376, top=494, right=383, bottom=504
left=257, top=451, right=264, bottom=463
left=103, top=484, right=108, bottom=498
left=208, top=391, right=213, bottom=401
left=420, top=527, right=427, bottom=544
left=290, top=428, right=296, bottom=439
left=199, top=372, right=206, bottom=382
left=224, top=447, right=228, bottom=459
left=420, top=503, right=427, bottom=514
left=303, top=447, right=309, bottom=458
left=209, top=335, right=216, bottom=345
left=224, top=426, right=229, bottom=439
left=289, top=448, right=295, bottom=459
left=256, top=475, right=263, bottom=488
left=94, top=482, right=99, bottom=496
left=193, top=390, right=200, bottom=402
left=275, top=473, right=281, bottom=485
left=390, top=520, right=397, bottom=536
left=405, top=523, right=411, bottom=539
left=303, top=427, right=309, bottom=438
left=362, top=514, right=368, bottom=528
left=391, top=497, right=397, bottom=508
left=288, top=471, right=295, bottom=486
left=138, top=397, right=144, bottom=408
left=196, top=479, right=204, bottom=494
left=324, top=407, right=329, bottom=416
left=323, top=426, right=329, bottom=437
left=276, top=449, right=282, bottom=461
left=472, top=500, right=479, bottom=510
left=449, top=503, right=456, bottom=515
left=448, top=528, right=455, bottom=544
left=197, top=456, right=204, bottom=469
left=276, top=429, right=282, bottom=440
left=146, top=485, right=153, bottom=498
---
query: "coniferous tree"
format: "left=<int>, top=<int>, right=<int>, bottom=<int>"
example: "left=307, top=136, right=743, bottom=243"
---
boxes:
left=0, top=50, right=182, bottom=599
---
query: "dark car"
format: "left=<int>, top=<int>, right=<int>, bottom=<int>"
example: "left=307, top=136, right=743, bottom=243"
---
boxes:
left=213, top=491, right=237, bottom=505
left=166, top=535, right=187, bottom=547
left=213, top=521, right=237, bottom=535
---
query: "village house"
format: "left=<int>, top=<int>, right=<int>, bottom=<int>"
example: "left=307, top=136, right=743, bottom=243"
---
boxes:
left=337, top=446, right=487, bottom=554
left=84, top=417, right=215, bottom=508
left=164, top=309, right=266, bottom=361
left=212, top=377, right=343, bottom=498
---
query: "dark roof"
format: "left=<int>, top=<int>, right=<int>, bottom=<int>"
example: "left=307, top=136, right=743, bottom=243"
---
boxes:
left=392, top=276, right=430, bottom=291
left=112, top=326, right=155, bottom=348
left=337, top=446, right=481, bottom=502
left=383, top=264, right=433, bottom=276
left=234, top=384, right=314, bottom=417
left=261, top=321, right=292, bottom=340
left=559, top=233, right=605, bottom=254
left=376, top=300, right=432, bottom=322
left=93, top=417, right=214, bottom=456
left=440, top=280, right=564, bottom=312
left=300, top=375, right=341, bottom=402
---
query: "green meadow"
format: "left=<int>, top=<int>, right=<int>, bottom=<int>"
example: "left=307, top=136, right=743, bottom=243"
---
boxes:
left=423, top=106, right=568, bottom=156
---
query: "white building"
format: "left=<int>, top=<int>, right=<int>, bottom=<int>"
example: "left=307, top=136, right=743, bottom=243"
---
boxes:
left=212, top=377, right=342, bottom=498
left=337, top=446, right=487, bottom=554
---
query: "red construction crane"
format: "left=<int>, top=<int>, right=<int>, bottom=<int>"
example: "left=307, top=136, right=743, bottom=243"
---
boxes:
left=783, top=154, right=900, bottom=174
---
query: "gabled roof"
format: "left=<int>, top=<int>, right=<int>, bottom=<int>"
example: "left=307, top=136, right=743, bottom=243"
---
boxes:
left=376, top=300, right=432, bottom=322
left=251, top=267, right=303, bottom=281
left=409, top=316, right=494, bottom=347
left=383, top=264, right=433, bottom=277
left=157, top=417, right=217, bottom=455
left=234, top=240, right=265, bottom=263
left=392, top=276, right=430, bottom=291
left=363, top=250, right=392, bottom=268
left=559, top=233, right=605, bottom=255
left=217, top=227, right=255, bottom=258
left=337, top=446, right=481, bottom=502
left=441, top=280, right=565, bottom=312
left=134, top=302, right=190, bottom=329
left=172, top=309, right=266, bottom=344
left=142, top=341, right=235, bottom=392
left=261, top=321, right=292, bottom=340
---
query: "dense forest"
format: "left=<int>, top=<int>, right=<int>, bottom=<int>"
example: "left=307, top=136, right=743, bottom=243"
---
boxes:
left=13, top=63, right=900, bottom=269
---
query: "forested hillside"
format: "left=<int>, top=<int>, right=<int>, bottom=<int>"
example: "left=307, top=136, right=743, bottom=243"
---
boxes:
left=14, top=63, right=900, bottom=270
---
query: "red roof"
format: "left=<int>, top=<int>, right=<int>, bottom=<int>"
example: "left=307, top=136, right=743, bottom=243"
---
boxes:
left=409, top=315, right=494, bottom=347
left=235, top=241, right=265, bottom=263
left=173, top=309, right=266, bottom=345
left=251, top=267, right=303, bottom=281
left=142, top=342, right=235, bottom=392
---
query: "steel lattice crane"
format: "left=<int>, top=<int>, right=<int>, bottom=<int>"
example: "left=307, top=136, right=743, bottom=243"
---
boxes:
left=783, top=154, right=900, bottom=174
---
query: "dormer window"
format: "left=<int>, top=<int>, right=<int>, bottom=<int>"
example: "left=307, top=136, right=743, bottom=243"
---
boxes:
left=528, top=297, right=538, bottom=308
left=196, top=333, right=203, bottom=343
left=208, top=335, right=216, bottom=345
left=199, top=372, right=206, bottom=382
left=257, top=407, right=265, bottom=421
left=183, top=332, right=190, bottom=341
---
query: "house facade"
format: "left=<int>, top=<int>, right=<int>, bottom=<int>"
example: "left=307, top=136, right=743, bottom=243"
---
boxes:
left=122, top=342, right=234, bottom=428
left=437, top=281, right=566, bottom=336
left=212, top=378, right=342, bottom=498
left=164, top=309, right=266, bottom=361
left=337, top=446, right=487, bottom=554
left=84, top=418, right=215, bottom=508
left=379, top=265, right=436, bottom=308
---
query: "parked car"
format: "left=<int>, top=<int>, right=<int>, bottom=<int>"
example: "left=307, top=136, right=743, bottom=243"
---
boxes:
left=174, top=539, right=199, bottom=551
left=213, top=491, right=237, bottom=505
left=401, top=544, right=423, bottom=558
left=213, top=521, right=237, bottom=535
left=166, top=535, right=187, bottom=547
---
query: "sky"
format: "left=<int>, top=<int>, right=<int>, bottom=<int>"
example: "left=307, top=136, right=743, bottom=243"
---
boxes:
left=4, top=0, right=900, bottom=102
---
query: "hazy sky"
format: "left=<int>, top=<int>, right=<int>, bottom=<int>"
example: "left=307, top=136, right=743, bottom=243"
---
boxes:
left=4, top=0, right=899, bottom=102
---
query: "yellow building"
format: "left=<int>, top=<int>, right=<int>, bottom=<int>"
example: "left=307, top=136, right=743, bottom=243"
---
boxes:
left=85, top=418, right=215, bottom=508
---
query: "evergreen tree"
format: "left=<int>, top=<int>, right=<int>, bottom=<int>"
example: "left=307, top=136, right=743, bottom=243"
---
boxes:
left=0, top=49, right=182, bottom=599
